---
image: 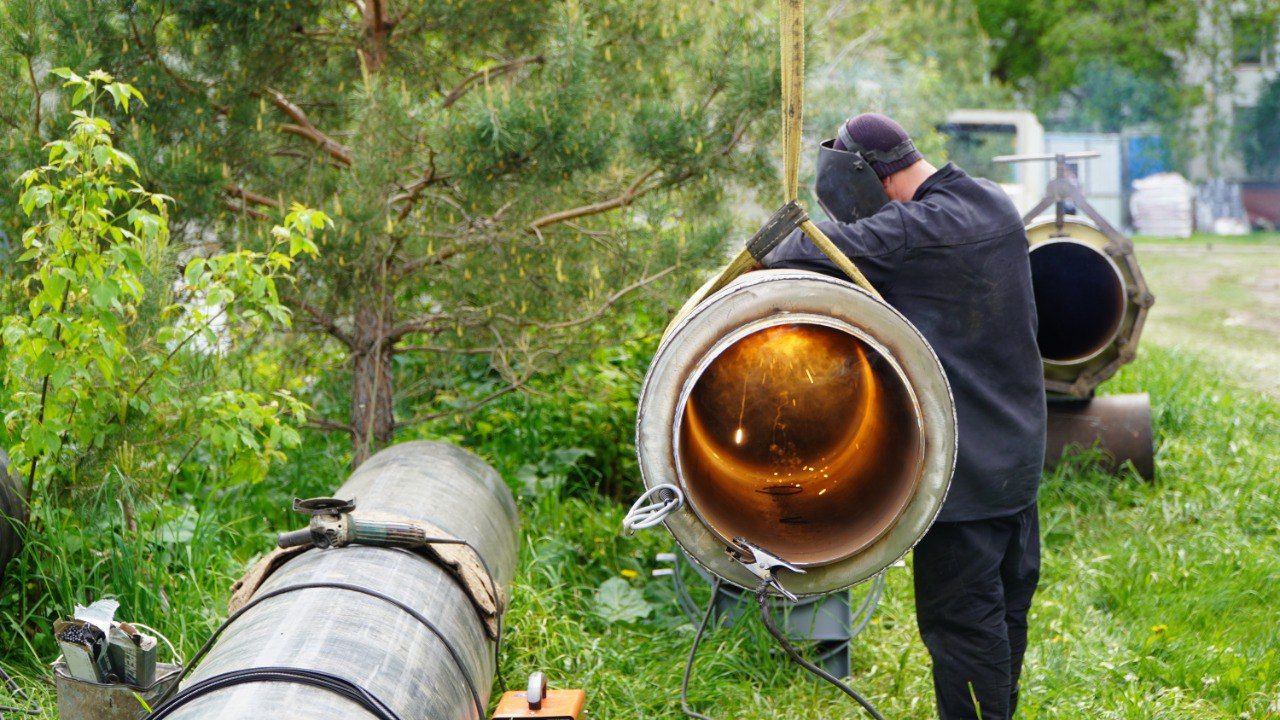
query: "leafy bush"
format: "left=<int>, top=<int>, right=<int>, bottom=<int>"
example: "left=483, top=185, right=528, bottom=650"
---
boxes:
left=0, top=70, right=325, bottom=625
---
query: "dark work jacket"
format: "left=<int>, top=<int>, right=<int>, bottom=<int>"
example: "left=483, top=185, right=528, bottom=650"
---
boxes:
left=764, top=163, right=1046, bottom=522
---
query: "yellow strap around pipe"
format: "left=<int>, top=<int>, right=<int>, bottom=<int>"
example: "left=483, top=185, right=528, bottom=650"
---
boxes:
left=778, top=0, right=881, bottom=298
left=685, top=0, right=882, bottom=309
left=780, top=0, right=805, bottom=203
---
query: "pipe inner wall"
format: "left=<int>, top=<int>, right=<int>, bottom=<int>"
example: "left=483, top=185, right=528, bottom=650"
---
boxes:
left=675, top=320, right=924, bottom=566
left=1029, top=239, right=1127, bottom=365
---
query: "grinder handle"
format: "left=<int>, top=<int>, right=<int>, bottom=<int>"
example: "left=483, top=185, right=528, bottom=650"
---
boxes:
left=277, top=528, right=315, bottom=549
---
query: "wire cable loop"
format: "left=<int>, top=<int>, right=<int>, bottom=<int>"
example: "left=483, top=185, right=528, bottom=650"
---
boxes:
left=622, top=483, right=684, bottom=535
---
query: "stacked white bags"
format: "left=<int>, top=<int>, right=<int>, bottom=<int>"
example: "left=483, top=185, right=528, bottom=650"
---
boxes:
left=1130, top=173, right=1194, bottom=237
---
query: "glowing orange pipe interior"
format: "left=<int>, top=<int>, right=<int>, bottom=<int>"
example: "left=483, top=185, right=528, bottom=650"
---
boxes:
left=678, top=323, right=923, bottom=566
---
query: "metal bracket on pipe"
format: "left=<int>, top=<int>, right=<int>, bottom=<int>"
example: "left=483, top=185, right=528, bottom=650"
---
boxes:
left=746, top=201, right=809, bottom=262
left=727, top=537, right=805, bottom=602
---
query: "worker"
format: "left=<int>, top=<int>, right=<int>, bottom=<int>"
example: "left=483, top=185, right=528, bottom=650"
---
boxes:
left=763, top=112, right=1047, bottom=720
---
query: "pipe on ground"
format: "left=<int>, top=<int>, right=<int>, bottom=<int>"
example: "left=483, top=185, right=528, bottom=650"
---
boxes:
left=164, top=440, right=518, bottom=720
left=1045, top=393, right=1154, bottom=480
left=0, top=451, right=26, bottom=582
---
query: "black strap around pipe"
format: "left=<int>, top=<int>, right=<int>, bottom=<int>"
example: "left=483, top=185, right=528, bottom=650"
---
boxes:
left=147, top=581, right=485, bottom=720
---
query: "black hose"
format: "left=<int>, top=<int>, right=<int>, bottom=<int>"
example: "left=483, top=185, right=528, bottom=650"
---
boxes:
left=755, top=585, right=886, bottom=720
left=680, top=577, right=722, bottom=720
left=145, top=667, right=401, bottom=720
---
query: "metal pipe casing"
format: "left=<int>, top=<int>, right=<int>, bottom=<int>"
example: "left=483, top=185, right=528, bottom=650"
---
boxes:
left=0, top=451, right=26, bottom=582
left=637, top=270, right=956, bottom=597
left=1046, top=393, right=1154, bottom=480
left=165, top=441, right=518, bottom=720
left=1027, top=218, right=1153, bottom=397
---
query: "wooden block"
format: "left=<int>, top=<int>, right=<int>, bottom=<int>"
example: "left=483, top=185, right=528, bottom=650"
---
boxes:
left=491, top=688, right=586, bottom=719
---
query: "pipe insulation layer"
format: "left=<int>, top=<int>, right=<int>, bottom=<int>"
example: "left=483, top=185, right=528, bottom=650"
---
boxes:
left=165, top=441, right=518, bottom=720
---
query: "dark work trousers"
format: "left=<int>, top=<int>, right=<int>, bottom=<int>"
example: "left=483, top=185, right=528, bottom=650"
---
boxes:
left=913, top=502, right=1040, bottom=720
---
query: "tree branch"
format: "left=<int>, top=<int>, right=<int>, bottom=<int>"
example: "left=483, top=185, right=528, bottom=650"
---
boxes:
left=224, top=184, right=282, bottom=209
left=530, top=265, right=676, bottom=330
left=222, top=199, right=271, bottom=220
left=393, top=382, right=522, bottom=429
left=287, top=296, right=354, bottom=348
left=394, top=243, right=464, bottom=279
left=268, top=89, right=354, bottom=165
left=24, top=55, right=41, bottom=140
left=129, top=15, right=230, bottom=115
left=528, top=166, right=660, bottom=232
left=396, top=344, right=498, bottom=355
left=306, top=417, right=356, bottom=434
left=442, top=55, right=545, bottom=108
left=390, top=152, right=440, bottom=221
left=385, top=313, right=448, bottom=343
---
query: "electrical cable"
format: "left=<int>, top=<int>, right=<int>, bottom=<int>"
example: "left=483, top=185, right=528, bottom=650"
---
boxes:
left=755, top=583, right=886, bottom=720
left=0, top=665, right=41, bottom=717
left=668, top=549, right=884, bottom=644
left=147, top=580, right=486, bottom=720
left=622, top=484, right=684, bottom=535
left=145, top=667, right=401, bottom=720
left=382, top=541, right=508, bottom=692
left=680, top=577, right=722, bottom=720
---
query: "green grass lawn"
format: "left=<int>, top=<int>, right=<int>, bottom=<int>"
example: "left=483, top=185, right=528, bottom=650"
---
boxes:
left=2, top=275, right=1277, bottom=718
left=1134, top=231, right=1280, bottom=246
left=1134, top=235, right=1280, bottom=398
left=490, top=346, right=1279, bottom=719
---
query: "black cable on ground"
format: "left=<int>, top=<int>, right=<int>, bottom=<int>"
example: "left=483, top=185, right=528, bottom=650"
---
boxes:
left=147, top=580, right=486, bottom=720
left=145, top=667, right=401, bottom=720
left=0, top=665, right=40, bottom=717
left=680, top=577, right=722, bottom=720
left=755, top=585, right=886, bottom=720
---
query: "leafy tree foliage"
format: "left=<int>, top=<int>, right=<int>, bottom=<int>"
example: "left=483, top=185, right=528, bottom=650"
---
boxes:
left=2, top=71, right=320, bottom=546
left=0, top=1, right=780, bottom=463
left=970, top=0, right=1198, bottom=129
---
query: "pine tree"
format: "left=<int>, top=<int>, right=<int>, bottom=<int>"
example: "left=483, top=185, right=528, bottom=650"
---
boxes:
left=0, top=1, right=780, bottom=462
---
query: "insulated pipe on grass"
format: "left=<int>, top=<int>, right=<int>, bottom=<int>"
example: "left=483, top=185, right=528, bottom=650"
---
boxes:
left=0, top=451, right=26, bottom=582
left=163, top=441, right=518, bottom=720
left=1026, top=217, right=1153, bottom=398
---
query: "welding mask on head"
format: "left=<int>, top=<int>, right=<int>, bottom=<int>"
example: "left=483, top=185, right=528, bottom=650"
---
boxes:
left=815, top=128, right=918, bottom=223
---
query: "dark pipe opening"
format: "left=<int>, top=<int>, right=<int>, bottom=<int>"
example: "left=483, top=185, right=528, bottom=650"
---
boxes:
left=677, top=323, right=923, bottom=567
left=1029, top=240, right=1127, bottom=364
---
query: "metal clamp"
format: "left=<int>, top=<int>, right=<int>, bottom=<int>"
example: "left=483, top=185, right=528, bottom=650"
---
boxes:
left=727, top=537, right=805, bottom=602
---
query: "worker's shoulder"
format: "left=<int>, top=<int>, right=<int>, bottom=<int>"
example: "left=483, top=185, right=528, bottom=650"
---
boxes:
left=900, top=167, right=1024, bottom=247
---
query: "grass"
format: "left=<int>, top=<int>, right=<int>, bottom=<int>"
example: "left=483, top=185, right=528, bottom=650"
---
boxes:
left=1133, top=231, right=1280, bottom=246
left=1132, top=235, right=1280, bottom=397
left=485, top=346, right=1279, bottom=719
left=0, top=322, right=1276, bottom=718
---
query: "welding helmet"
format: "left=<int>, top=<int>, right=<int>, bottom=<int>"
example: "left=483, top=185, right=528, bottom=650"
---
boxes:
left=814, top=128, right=918, bottom=223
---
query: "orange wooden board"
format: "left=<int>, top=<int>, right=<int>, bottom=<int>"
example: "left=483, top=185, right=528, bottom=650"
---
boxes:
left=492, top=688, right=586, bottom=719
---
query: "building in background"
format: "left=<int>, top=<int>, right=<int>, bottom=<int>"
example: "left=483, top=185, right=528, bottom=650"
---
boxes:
left=1181, top=1, right=1280, bottom=227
